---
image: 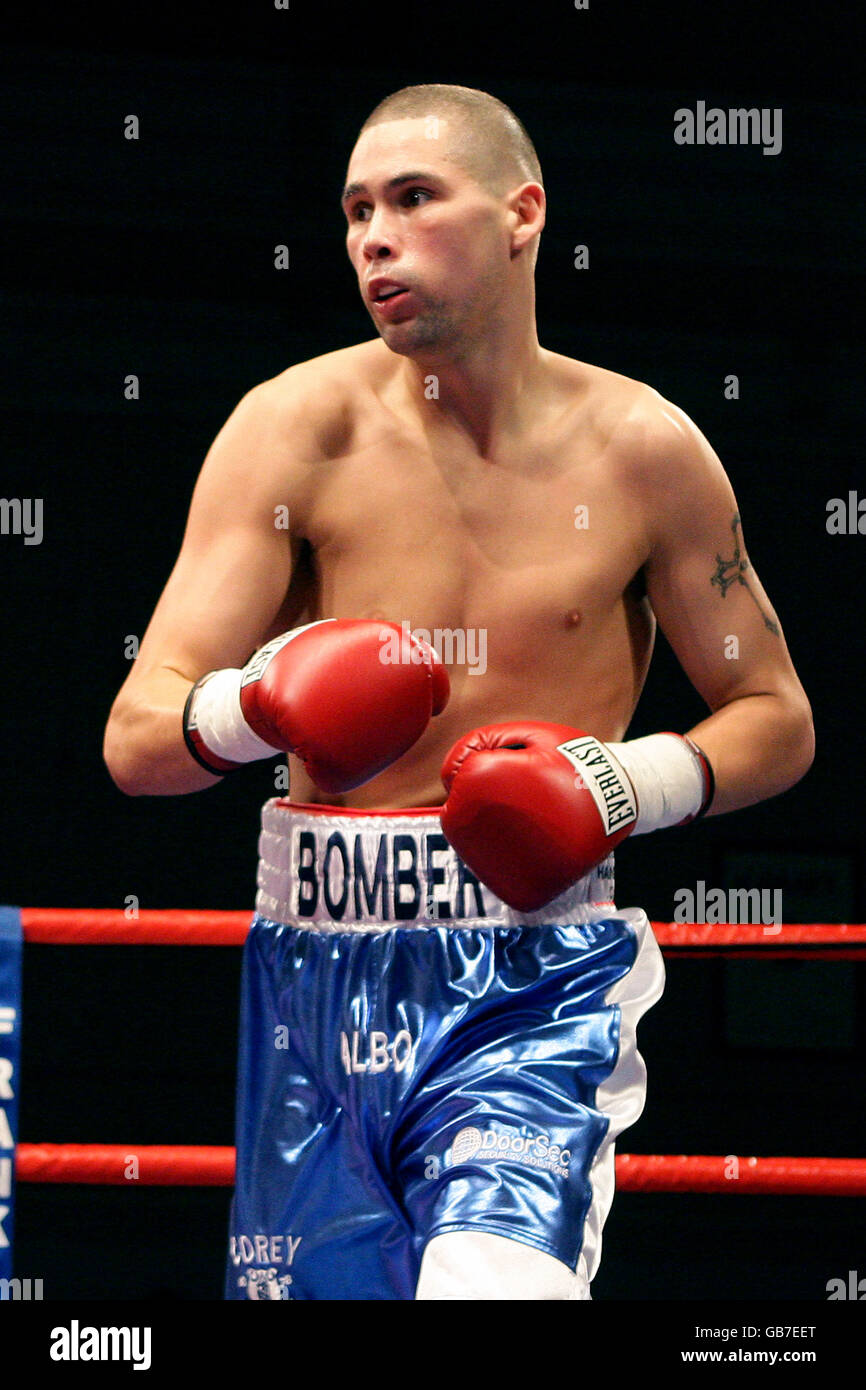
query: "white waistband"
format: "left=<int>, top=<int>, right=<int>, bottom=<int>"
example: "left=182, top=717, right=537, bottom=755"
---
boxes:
left=255, top=799, right=616, bottom=933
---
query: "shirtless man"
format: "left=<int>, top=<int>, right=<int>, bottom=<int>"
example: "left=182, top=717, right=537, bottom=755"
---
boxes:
left=104, top=84, right=814, bottom=1301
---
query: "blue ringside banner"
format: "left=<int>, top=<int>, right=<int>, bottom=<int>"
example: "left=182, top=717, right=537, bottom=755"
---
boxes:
left=0, top=907, right=23, bottom=1282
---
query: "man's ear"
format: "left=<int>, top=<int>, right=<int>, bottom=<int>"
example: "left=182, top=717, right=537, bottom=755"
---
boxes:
left=508, top=181, right=546, bottom=255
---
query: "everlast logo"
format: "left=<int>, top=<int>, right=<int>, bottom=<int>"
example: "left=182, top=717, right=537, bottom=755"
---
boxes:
left=295, top=828, right=486, bottom=922
left=240, top=623, right=327, bottom=685
left=556, top=737, right=637, bottom=834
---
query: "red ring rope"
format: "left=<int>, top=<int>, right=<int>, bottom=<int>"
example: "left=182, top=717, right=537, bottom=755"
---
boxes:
left=615, top=1153, right=866, bottom=1195
left=11, top=914, right=866, bottom=1199
left=20, top=908, right=252, bottom=945
left=16, top=1144, right=235, bottom=1186
left=17, top=908, right=866, bottom=955
left=13, top=1145, right=866, bottom=1194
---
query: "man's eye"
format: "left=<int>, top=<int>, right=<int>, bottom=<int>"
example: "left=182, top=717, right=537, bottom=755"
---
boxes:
left=403, top=188, right=430, bottom=206
left=351, top=204, right=371, bottom=222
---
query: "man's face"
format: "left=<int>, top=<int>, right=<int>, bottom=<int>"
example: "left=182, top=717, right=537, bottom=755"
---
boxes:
left=343, top=118, right=511, bottom=358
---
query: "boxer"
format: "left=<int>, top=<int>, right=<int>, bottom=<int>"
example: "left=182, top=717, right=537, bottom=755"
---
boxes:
left=104, top=84, right=814, bottom=1299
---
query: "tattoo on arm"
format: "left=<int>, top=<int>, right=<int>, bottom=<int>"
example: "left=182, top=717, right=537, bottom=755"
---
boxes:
left=710, top=514, right=780, bottom=635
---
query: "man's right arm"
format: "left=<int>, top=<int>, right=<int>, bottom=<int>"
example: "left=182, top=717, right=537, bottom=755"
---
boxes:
left=103, top=379, right=314, bottom=795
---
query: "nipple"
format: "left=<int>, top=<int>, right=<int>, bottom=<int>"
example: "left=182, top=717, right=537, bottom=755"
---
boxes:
left=564, top=609, right=582, bottom=628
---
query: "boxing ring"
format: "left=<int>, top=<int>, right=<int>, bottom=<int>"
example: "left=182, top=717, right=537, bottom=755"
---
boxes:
left=7, top=909, right=866, bottom=1291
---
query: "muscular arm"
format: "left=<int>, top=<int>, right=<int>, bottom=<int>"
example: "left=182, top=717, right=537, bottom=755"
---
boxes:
left=103, top=378, right=315, bottom=795
left=635, top=398, right=814, bottom=816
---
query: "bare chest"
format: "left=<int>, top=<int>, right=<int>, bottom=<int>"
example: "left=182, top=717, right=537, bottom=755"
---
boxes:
left=301, top=424, right=649, bottom=635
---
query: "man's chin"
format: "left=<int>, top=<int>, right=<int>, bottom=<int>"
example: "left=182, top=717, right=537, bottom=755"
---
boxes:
left=378, top=329, right=423, bottom=359
left=375, top=318, right=448, bottom=360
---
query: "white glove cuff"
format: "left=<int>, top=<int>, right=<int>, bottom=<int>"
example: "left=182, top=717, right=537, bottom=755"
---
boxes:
left=607, top=733, right=712, bottom=835
left=186, top=667, right=281, bottom=770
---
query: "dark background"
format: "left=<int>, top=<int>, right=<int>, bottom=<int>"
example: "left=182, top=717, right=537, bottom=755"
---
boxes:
left=2, top=1, right=864, bottom=1301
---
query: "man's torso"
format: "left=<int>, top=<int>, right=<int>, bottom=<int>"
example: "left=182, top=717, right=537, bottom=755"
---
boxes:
left=257, top=340, right=660, bottom=807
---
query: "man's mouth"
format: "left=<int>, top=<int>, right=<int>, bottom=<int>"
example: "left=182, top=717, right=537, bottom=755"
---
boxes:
left=368, top=279, right=411, bottom=306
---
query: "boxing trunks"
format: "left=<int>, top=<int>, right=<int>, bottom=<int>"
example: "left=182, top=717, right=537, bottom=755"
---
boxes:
left=225, top=800, right=665, bottom=1300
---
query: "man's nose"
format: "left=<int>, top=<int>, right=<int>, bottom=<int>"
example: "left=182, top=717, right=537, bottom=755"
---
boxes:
left=361, top=208, right=398, bottom=260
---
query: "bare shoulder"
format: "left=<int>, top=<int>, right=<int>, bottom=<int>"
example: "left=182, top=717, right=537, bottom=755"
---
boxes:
left=546, top=353, right=738, bottom=562
left=247, top=339, right=390, bottom=458
left=190, top=341, right=388, bottom=535
left=604, top=378, right=726, bottom=496
left=547, top=351, right=719, bottom=479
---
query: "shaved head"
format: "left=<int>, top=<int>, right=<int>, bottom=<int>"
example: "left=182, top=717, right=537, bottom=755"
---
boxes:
left=359, top=84, right=543, bottom=197
left=344, top=84, right=547, bottom=359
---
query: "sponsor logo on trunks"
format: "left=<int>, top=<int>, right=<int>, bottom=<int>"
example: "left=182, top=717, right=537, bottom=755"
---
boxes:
left=340, top=1029, right=415, bottom=1075
left=240, top=1267, right=293, bottom=1300
left=294, top=827, right=485, bottom=923
left=229, top=1233, right=302, bottom=1301
left=448, top=1125, right=571, bottom=1178
left=555, top=736, right=637, bottom=834
left=450, top=1126, right=484, bottom=1165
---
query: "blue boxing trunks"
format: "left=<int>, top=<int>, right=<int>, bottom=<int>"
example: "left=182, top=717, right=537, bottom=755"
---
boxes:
left=225, top=800, right=665, bottom=1300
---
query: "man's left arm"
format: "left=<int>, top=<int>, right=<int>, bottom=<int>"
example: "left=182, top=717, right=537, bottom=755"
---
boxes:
left=438, top=397, right=815, bottom=912
left=639, top=399, right=815, bottom=816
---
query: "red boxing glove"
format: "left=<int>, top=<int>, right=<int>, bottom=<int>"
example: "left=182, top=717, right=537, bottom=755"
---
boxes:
left=440, top=722, right=638, bottom=912
left=185, top=619, right=450, bottom=793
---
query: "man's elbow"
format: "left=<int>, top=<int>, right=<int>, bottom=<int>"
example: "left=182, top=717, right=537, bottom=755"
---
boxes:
left=103, top=718, right=149, bottom=796
left=784, top=693, right=816, bottom=788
